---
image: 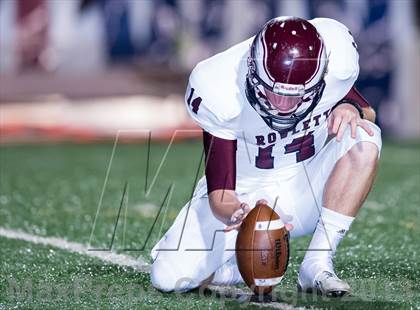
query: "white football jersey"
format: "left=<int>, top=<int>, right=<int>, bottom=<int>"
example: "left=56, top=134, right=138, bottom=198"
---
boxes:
left=185, top=18, right=359, bottom=185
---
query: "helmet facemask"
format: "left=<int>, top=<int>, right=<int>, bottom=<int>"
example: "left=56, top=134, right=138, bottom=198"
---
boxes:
left=246, top=56, right=327, bottom=132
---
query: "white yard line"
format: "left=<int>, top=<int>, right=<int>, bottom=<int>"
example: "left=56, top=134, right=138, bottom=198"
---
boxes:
left=0, top=227, right=150, bottom=272
left=0, top=227, right=305, bottom=309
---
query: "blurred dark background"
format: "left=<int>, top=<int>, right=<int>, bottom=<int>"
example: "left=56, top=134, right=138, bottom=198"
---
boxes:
left=0, top=0, right=419, bottom=142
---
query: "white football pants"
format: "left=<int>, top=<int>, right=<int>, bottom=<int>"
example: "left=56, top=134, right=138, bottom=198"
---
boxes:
left=151, top=122, right=382, bottom=292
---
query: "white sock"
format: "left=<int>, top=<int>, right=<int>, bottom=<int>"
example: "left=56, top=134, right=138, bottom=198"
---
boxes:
left=300, top=207, right=354, bottom=281
left=211, top=257, right=244, bottom=286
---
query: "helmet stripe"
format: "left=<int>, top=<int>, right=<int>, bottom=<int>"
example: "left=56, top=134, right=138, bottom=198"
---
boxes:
left=261, top=32, right=275, bottom=82
left=306, top=40, right=324, bottom=86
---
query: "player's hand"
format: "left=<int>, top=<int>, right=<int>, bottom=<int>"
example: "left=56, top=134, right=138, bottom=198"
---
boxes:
left=224, top=202, right=251, bottom=232
left=328, top=103, right=374, bottom=142
left=224, top=199, right=294, bottom=232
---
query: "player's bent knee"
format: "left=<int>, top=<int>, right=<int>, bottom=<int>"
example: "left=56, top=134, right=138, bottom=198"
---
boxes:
left=348, top=141, right=380, bottom=168
left=151, top=259, right=200, bottom=292
left=358, top=121, right=382, bottom=154
left=343, top=121, right=382, bottom=164
left=151, top=261, right=175, bottom=292
left=151, top=260, right=186, bottom=292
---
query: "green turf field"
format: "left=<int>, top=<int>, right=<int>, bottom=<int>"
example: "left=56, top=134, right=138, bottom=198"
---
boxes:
left=1, top=140, right=419, bottom=309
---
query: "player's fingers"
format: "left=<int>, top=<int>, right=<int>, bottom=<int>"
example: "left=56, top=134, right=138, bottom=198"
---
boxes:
left=358, top=120, right=374, bottom=136
left=285, top=223, right=293, bottom=231
left=224, top=226, right=233, bottom=232
left=350, top=118, right=357, bottom=139
left=241, top=202, right=250, bottom=210
left=230, top=209, right=244, bottom=224
left=256, top=199, right=268, bottom=205
left=224, top=223, right=241, bottom=232
left=239, top=203, right=251, bottom=218
left=336, top=118, right=349, bottom=142
left=228, top=204, right=249, bottom=228
left=327, top=115, right=333, bottom=132
left=242, top=204, right=251, bottom=221
left=224, top=226, right=233, bottom=233
left=331, top=115, right=342, bottom=135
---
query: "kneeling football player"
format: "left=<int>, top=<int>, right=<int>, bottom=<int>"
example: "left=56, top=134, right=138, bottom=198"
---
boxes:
left=150, top=17, right=381, bottom=297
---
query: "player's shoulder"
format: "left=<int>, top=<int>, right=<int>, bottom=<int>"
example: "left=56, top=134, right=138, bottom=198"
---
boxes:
left=188, top=37, right=253, bottom=121
left=309, top=18, right=359, bottom=81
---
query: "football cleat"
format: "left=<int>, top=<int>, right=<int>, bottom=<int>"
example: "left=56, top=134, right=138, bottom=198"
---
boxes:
left=297, top=270, right=351, bottom=297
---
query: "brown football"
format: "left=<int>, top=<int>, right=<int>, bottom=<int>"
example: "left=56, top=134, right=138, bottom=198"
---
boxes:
left=236, top=203, right=290, bottom=295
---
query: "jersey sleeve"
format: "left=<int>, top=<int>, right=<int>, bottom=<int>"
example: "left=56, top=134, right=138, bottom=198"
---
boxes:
left=341, top=86, right=371, bottom=108
left=310, top=18, right=360, bottom=104
left=311, top=18, right=359, bottom=81
left=203, top=131, right=237, bottom=193
left=185, top=68, right=240, bottom=140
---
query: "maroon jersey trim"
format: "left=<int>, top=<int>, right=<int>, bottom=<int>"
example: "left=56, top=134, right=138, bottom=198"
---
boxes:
left=203, top=131, right=237, bottom=193
left=341, top=86, right=370, bottom=108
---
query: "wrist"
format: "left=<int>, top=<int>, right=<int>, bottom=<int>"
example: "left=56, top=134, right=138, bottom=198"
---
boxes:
left=333, top=99, right=364, bottom=119
left=208, top=189, right=241, bottom=224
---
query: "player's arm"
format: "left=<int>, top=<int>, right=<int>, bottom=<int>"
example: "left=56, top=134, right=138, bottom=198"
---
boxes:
left=185, top=70, right=251, bottom=230
left=203, top=131, right=251, bottom=230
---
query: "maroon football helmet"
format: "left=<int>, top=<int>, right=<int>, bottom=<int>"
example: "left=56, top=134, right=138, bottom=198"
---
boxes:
left=246, top=17, right=328, bottom=131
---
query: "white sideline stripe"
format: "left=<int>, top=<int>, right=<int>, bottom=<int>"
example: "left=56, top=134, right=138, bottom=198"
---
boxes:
left=0, top=228, right=300, bottom=309
left=255, top=219, right=284, bottom=231
left=0, top=227, right=150, bottom=272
